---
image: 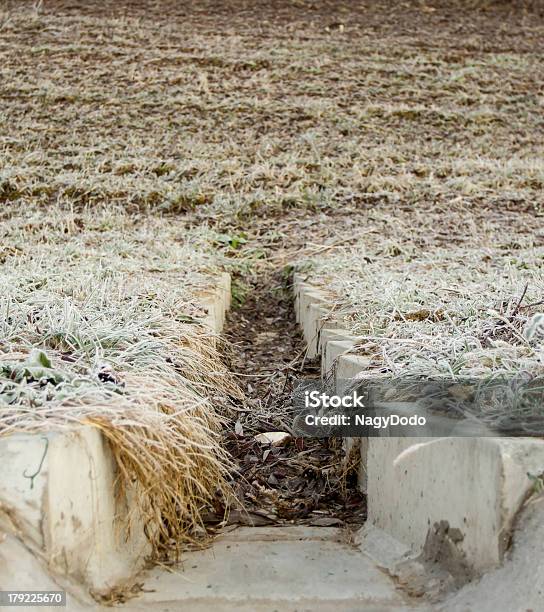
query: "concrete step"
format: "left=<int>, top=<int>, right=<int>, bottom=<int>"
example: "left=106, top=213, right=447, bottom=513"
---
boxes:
left=131, top=526, right=420, bottom=612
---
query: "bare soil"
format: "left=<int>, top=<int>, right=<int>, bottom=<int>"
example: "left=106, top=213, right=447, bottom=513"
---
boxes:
left=214, top=270, right=365, bottom=528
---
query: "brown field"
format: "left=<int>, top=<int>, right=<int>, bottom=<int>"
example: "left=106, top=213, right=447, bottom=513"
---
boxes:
left=1, top=0, right=543, bottom=220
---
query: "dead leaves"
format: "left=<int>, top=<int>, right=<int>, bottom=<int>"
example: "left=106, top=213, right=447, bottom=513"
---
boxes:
left=221, top=272, right=366, bottom=530
left=224, top=430, right=365, bottom=527
left=394, top=308, right=446, bottom=322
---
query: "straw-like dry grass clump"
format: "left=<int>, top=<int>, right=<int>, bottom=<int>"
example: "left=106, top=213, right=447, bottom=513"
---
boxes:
left=0, top=204, right=241, bottom=556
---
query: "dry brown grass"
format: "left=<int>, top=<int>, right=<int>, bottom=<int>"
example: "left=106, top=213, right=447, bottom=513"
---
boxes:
left=1, top=0, right=543, bottom=222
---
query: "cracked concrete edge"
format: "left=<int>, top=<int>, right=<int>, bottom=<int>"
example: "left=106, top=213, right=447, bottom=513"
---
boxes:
left=292, top=272, right=544, bottom=575
left=0, top=273, right=233, bottom=594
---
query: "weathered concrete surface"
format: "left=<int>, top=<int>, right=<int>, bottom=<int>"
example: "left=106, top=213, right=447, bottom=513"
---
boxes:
left=0, top=434, right=51, bottom=550
left=0, top=272, right=233, bottom=596
left=294, top=275, right=340, bottom=359
left=309, top=303, right=336, bottom=358
left=357, top=524, right=413, bottom=572
left=293, top=274, right=544, bottom=582
left=0, top=428, right=150, bottom=592
left=366, top=436, right=544, bottom=572
left=131, top=526, right=417, bottom=612
left=199, top=272, right=231, bottom=333
left=325, top=340, right=356, bottom=382
left=301, top=294, right=333, bottom=358
left=440, top=494, right=544, bottom=612
left=336, top=354, right=371, bottom=395
left=320, top=330, right=357, bottom=377
left=0, top=531, right=97, bottom=611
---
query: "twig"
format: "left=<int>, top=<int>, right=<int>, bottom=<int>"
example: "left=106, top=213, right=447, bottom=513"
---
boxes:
left=23, top=436, right=48, bottom=490
left=520, top=299, right=544, bottom=311
left=510, top=283, right=529, bottom=318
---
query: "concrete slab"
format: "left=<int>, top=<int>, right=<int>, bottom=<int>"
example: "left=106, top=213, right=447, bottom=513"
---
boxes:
left=357, top=523, right=412, bottom=572
left=132, top=526, right=413, bottom=612
left=0, top=531, right=97, bottom=611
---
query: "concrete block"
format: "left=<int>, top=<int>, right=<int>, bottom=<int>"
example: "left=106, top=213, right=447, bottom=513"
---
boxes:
left=293, top=283, right=307, bottom=325
left=299, top=291, right=326, bottom=341
left=292, top=277, right=370, bottom=494
left=293, top=283, right=305, bottom=324
left=366, top=436, right=544, bottom=572
left=320, top=329, right=356, bottom=355
left=293, top=274, right=544, bottom=581
left=335, top=354, right=370, bottom=395
left=0, top=273, right=232, bottom=593
left=198, top=273, right=232, bottom=335
left=334, top=353, right=371, bottom=492
left=0, top=428, right=150, bottom=591
left=292, top=272, right=306, bottom=288
left=320, top=330, right=358, bottom=378
left=293, top=282, right=332, bottom=344
left=0, top=531, right=94, bottom=610
left=306, top=304, right=334, bottom=358
left=322, top=340, right=356, bottom=382
left=0, top=434, right=50, bottom=550
left=220, top=272, right=231, bottom=311
left=198, top=292, right=222, bottom=334
left=294, top=282, right=318, bottom=325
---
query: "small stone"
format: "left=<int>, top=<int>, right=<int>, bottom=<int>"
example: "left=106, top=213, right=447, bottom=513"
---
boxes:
left=254, top=432, right=291, bottom=447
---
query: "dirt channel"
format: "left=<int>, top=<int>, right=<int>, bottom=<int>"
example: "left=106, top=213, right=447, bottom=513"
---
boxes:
left=210, top=269, right=366, bottom=531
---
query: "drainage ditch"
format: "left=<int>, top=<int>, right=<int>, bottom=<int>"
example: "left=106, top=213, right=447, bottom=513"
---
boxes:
left=214, top=270, right=365, bottom=529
